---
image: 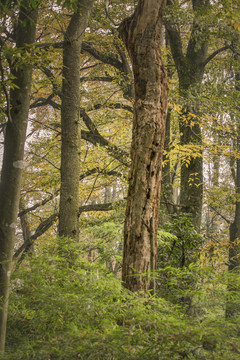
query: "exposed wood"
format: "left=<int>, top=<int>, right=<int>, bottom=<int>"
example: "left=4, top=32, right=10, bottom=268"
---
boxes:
left=120, top=0, right=168, bottom=292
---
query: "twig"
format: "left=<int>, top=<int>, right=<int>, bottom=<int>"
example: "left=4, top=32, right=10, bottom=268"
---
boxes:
left=0, top=47, right=12, bottom=122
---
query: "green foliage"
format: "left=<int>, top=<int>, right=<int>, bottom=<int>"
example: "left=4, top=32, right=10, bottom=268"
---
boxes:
left=157, top=215, right=204, bottom=309
left=0, top=0, right=18, bottom=11
left=4, top=241, right=240, bottom=360
left=56, top=0, right=78, bottom=12
left=158, top=213, right=202, bottom=269
left=0, top=0, right=40, bottom=12
left=82, top=221, right=123, bottom=272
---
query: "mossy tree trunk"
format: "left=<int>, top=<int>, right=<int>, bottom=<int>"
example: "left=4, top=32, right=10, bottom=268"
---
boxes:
left=59, top=0, right=94, bottom=241
left=0, top=3, right=38, bottom=353
left=120, top=0, right=168, bottom=292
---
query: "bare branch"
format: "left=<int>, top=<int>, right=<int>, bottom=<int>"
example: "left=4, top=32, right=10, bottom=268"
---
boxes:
left=13, top=213, right=58, bottom=263
left=80, top=76, right=114, bottom=82
left=81, top=129, right=130, bottom=167
left=209, top=205, right=231, bottom=225
left=18, top=191, right=59, bottom=217
left=0, top=48, right=12, bottom=123
left=80, top=167, right=124, bottom=180
left=41, top=66, right=62, bottom=97
left=30, top=93, right=56, bottom=109
left=80, top=109, right=130, bottom=166
left=79, top=200, right=125, bottom=215
left=203, top=45, right=231, bottom=68
left=90, top=102, right=133, bottom=113
left=81, top=42, right=123, bottom=70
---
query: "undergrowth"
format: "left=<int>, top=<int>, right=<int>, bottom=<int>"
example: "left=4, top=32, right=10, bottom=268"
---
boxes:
left=4, top=240, right=240, bottom=359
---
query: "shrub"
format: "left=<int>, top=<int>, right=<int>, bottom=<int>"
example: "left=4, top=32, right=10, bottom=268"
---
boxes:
left=4, top=241, right=240, bottom=359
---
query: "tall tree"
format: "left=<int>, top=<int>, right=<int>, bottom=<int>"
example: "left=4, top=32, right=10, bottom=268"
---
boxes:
left=0, top=1, right=38, bottom=352
left=58, top=0, right=95, bottom=240
left=120, top=0, right=168, bottom=292
left=226, top=43, right=240, bottom=318
left=165, top=0, right=229, bottom=227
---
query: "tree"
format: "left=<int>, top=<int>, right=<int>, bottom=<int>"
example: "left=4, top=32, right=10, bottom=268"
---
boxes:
left=120, top=0, right=168, bottom=292
left=0, top=1, right=38, bottom=352
left=165, top=0, right=230, bottom=227
left=226, top=42, right=240, bottom=318
left=8, top=0, right=134, bottom=263
left=58, top=0, right=95, bottom=240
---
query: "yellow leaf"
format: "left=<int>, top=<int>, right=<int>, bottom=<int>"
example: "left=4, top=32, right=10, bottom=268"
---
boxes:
left=234, top=22, right=239, bottom=30
left=31, top=283, right=39, bottom=291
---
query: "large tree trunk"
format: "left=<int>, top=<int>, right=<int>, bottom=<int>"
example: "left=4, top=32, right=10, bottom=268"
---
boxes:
left=120, top=0, right=168, bottom=292
left=58, top=0, right=94, bottom=240
left=0, top=3, right=37, bottom=353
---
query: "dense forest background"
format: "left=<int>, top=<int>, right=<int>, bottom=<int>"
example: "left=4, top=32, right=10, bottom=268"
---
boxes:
left=0, top=0, right=240, bottom=359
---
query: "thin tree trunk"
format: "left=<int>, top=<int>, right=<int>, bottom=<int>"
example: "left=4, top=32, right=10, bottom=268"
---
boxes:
left=19, top=199, right=33, bottom=255
left=59, top=0, right=94, bottom=240
left=207, top=154, right=220, bottom=235
left=161, top=32, right=175, bottom=216
left=161, top=108, right=175, bottom=215
left=120, top=0, right=168, bottom=292
left=229, top=155, right=240, bottom=272
left=226, top=56, right=240, bottom=317
left=226, top=152, right=240, bottom=318
left=0, top=4, right=37, bottom=353
left=179, top=107, right=203, bottom=227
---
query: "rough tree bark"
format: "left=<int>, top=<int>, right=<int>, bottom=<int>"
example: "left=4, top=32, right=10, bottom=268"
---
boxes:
left=58, top=0, right=94, bottom=240
left=0, top=3, right=38, bottom=353
left=120, top=0, right=168, bottom=292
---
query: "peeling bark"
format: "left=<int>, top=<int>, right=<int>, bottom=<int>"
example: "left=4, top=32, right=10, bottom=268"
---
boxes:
left=120, top=0, right=168, bottom=292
